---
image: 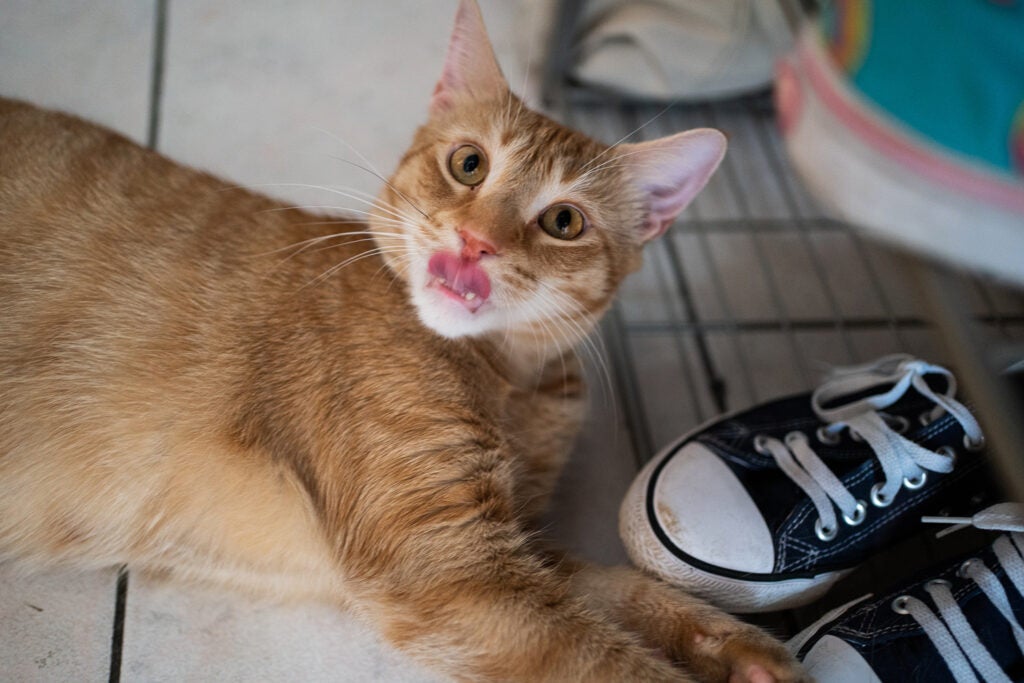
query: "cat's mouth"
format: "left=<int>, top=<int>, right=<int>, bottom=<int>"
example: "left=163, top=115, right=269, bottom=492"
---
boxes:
left=427, top=252, right=491, bottom=313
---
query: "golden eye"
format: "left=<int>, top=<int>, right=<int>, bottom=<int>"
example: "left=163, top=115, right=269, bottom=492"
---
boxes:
left=539, top=204, right=584, bottom=240
left=448, top=144, right=489, bottom=186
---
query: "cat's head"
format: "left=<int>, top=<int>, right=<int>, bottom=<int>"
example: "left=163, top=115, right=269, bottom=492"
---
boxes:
left=372, top=0, right=724, bottom=351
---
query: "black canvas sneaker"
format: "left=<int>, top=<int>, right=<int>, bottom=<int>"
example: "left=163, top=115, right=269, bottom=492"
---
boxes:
left=788, top=503, right=1024, bottom=683
left=620, top=354, right=997, bottom=612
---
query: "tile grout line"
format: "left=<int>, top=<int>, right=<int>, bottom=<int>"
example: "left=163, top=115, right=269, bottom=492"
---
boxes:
left=146, top=0, right=168, bottom=151
left=110, top=1, right=168, bottom=680
left=108, top=568, right=130, bottom=683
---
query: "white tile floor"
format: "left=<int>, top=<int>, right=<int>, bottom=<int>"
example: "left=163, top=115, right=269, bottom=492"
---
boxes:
left=3, top=567, right=117, bottom=682
left=3, top=2, right=1024, bottom=681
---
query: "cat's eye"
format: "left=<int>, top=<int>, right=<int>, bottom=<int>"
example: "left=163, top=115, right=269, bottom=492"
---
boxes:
left=448, top=144, right=489, bottom=186
left=539, top=204, right=585, bottom=240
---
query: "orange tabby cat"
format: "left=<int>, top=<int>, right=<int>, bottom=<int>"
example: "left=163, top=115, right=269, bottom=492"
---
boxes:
left=0, top=2, right=807, bottom=681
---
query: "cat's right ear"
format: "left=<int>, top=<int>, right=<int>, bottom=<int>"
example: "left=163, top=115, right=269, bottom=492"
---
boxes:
left=430, top=0, right=508, bottom=114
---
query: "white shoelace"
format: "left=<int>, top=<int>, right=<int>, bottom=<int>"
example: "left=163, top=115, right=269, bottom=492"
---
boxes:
left=895, top=503, right=1024, bottom=683
left=754, top=354, right=985, bottom=541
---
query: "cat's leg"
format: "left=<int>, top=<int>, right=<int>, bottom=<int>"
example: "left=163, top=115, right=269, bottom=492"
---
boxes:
left=561, top=561, right=808, bottom=683
left=293, top=439, right=688, bottom=681
left=337, top=512, right=689, bottom=681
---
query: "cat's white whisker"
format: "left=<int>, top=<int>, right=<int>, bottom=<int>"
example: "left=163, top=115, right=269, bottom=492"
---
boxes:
left=232, top=182, right=384, bottom=213
left=257, top=204, right=411, bottom=228
left=306, top=217, right=411, bottom=236
left=312, top=126, right=387, bottom=180
left=579, top=101, right=676, bottom=173
left=373, top=252, right=405, bottom=286
left=303, top=237, right=413, bottom=259
left=545, top=290, right=615, bottom=406
left=260, top=230, right=411, bottom=259
left=518, top=32, right=536, bottom=109
left=292, top=222, right=412, bottom=236
left=569, top=147, right=665, bottom=193
left=328, top=155, right=432, bottom=222
left=534, top=314, right=569, bottom=389
left=238, top=180, right=420, bottom=226
left=500, top=310, right=513, bottom=352
left=379, top=254, right=414, bottom=297
left=312, top=126, right=433, bottom=221
left=301, top=245, right=414, bottom=291
left=316, top=188, right=416, bottom=225
left=502, top=90, right=515, bottom=130
left=526, top=285, right=615, bottom=407
left=318, top=140, right=435, bottom=226
left=256, top=227, right=368, bottom=257
left=275, top=241, right=413, bottom=278
left=319, top=184, right=426, bottom=226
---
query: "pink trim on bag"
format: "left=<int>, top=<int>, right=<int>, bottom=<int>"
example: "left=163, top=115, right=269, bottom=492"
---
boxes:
left=799, top=37, right=1024, bottom=216
left=775, top=58, right=802, bottom=137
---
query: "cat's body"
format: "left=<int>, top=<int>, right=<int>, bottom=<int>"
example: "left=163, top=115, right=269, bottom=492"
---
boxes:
left=0, top=3, right=807, bottom=681
left=0, top=92, right=580, bottom=590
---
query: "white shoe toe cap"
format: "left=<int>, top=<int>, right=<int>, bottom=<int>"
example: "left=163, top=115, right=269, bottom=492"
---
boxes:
left=646, top=442, right=775, bottom=574
left=801, top=636, right=882, bottom=683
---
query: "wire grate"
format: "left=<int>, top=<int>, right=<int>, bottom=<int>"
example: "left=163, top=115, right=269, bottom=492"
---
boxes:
left=563, top=94, right=1024, bottom=455
left=558, top=93, right=1024, bottom=632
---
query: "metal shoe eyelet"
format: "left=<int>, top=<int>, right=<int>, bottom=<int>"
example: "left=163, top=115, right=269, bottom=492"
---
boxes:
left=816, top=426, right=841, bottom=446
left=919, top=411, right=934, bottom=427
left=963, top=434, right=985, bottom=452
left=849, top=429, right=863, bottom=443
left=936, top=445, right=957, bottom=462
left=784, top=431, right=807, bottom=447
left=885, top=415, right=910, bottom=434
left=843, top=501, right=867, bottom=526
left=815, top=518, right=838, bottom=542
left=957, top=559, right=979, bottom=579
left=891, top=595, right=912, bottom=615
left=753, top=434, right=772, bottom=455
left=903, top=472, right=928, bottom=490
left=870, top=483, right=893, bottom=508
left=926, top=579, right=952, bottom=590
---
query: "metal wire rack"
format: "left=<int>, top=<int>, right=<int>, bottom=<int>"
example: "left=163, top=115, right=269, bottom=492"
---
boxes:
left=552, top=87, right=1024, bottom=634
left=561, top=94, right=1024, bottom=462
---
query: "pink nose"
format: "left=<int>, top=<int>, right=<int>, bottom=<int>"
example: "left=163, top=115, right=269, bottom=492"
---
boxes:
left=458, top=228, right=497, bottom=261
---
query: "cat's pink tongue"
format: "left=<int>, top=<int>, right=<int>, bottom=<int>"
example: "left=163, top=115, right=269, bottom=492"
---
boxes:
left=428, top=252, right=491, bottom=312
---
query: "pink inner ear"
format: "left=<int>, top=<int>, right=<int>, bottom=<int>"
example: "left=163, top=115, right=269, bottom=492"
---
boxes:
left=430, top=0, right=507, bottom=114
left=621, top=129, right=727, bottom=241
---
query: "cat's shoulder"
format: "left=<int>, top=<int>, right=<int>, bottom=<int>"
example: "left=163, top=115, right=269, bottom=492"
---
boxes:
left=0, top=95, right=160, bottom=188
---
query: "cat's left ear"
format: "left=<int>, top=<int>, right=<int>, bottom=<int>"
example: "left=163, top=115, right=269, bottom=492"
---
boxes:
left=618, top=129, right=727, bottom=242
left=431, top=0, right=508, bottom=114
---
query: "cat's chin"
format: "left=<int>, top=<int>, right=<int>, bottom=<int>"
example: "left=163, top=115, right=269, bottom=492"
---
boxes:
left=410, top=286, right=497, bottom=340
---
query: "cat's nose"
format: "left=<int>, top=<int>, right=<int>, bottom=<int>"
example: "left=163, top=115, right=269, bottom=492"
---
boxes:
left=457, top=227, right=498, bottom=261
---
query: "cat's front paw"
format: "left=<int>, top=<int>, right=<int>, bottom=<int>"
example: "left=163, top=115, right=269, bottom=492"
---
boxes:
left=685, top=626, right=810, bottom=683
